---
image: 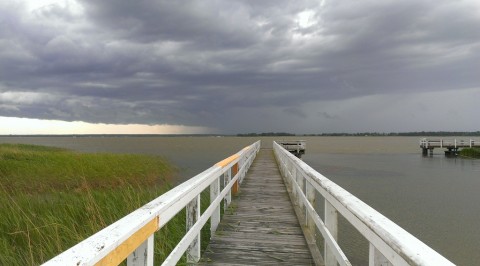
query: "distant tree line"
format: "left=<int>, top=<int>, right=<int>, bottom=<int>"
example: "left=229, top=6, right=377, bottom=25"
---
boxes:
left=302, top=131, right=480, bottom=136
left=237, top=132, right=296, bottom=137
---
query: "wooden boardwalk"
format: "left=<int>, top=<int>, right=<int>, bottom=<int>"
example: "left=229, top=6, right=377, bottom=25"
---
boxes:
left=200, top=149, right=315, bottom=265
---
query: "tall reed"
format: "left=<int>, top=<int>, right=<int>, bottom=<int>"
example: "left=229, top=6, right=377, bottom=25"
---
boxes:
left=0, top=144, right=213, bottom=265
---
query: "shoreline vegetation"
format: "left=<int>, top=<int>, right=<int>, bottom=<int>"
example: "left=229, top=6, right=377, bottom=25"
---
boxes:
left=0, top=144, right=209, bottom=265
left=459, top=148, right=480, bottom=159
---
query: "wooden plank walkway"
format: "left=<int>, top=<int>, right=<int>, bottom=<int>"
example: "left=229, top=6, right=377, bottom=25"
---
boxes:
left=200, top=149, right=315, bottom=265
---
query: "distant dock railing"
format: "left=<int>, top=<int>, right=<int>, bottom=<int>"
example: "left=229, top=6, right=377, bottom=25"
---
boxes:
left=273, top=141, right=454, bottom=265
left=44, top=141, right=260, bottom=266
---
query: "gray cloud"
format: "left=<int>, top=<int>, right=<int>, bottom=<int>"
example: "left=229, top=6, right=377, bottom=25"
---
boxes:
left=0, top=0, right=479, bottom=133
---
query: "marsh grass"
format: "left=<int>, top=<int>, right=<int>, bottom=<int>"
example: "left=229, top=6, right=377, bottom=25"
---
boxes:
left=459, top=148, right=480, bottom=159
left=0, top=144, right=211, bottom=265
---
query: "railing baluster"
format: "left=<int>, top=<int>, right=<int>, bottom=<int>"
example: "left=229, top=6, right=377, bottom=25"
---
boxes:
left=127, top=235, right=154, bottom=266
left=369, top=243, right=392, bottom=266
left=210, top=176, right=220, bottom=235
left=186, top=195, right=201, bottom=263
left=325, top=200, right=338, bottom=266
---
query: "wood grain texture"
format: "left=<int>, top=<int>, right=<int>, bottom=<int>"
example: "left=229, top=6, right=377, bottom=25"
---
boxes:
left=200, top=149, right=314, bottom=265
left=95, top=217, right=158, bottom=266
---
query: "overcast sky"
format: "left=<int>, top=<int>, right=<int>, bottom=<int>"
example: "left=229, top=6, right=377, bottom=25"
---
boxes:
left=1, top=0, right=479, bottom=134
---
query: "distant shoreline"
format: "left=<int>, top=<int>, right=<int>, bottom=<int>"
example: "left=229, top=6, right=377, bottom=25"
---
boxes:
left=1, top=131, right=480, bottom=137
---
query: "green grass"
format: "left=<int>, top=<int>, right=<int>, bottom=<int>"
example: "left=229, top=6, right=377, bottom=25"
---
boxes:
left=459, top=148, right=480, bottom=159
left=0, top=144, right=212, bottom=265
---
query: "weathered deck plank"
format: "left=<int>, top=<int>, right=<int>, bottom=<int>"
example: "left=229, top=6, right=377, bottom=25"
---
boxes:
left=199, top=149, right=314, bottom=265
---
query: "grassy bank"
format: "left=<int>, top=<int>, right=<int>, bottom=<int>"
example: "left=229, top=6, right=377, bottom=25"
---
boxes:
left=0, top=144, right=209, bottom=265
left=459, top=148, right=480, bottom=159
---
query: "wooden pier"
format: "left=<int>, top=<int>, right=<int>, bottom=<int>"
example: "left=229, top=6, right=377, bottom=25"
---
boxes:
left=420, top=138, right=479, bottom=155
left=200, top=149, right=315, bottom=265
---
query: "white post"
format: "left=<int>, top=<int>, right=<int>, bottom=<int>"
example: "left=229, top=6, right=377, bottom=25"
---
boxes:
left=224, top=169, right=232, bottom=211
left=291, top=164, right=298, bottom=203
left=455, top=139, right=457, bottom=149
left=470, top=139, right=473, bottom=148
left=210, top=176, right=220, bottom=235
left=127, top=235, right=154, bottom=266
left=186, top=195, right=201, bottom=263
left=282, top=158, right=290, bottom=187
left=306, top=181, right=316, bottom=231
left=369, top=243, right=392, bottom=266
left=325, top=200, right=338, bottom=266
left=297, top=169, right=305, bottom=214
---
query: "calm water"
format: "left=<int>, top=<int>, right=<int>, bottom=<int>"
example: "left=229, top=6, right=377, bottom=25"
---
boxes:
left=1, top=136, right=479, bottom=265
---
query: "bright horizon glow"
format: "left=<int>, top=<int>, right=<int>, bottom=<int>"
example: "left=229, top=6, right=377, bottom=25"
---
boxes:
left=0, top=116, right=211, bottom=135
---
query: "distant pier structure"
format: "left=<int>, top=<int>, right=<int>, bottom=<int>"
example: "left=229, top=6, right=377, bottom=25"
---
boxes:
left=420, top=138, right=479, bottom=156
left=278, top=140, right=306, bottom=157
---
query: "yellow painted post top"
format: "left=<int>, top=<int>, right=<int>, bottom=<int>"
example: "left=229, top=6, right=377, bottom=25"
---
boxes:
left=215, top=145, right=250, bottom=168
left=95, top=216, right=159, bottom=266
left=216, top=154, right=239, bottom=168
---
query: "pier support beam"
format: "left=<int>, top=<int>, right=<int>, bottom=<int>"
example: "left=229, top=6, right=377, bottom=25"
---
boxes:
left=422, top=148, right=428, bottom=156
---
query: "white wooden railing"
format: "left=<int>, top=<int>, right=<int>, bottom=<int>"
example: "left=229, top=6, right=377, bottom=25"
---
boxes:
left=273, top=141, right=455, bottom=266
left=43, top=141, right=261, bottom=266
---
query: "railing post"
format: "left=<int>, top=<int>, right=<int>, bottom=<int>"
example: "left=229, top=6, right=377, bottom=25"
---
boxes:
left=210, top=176, right=220, bottom=235
left=127, top=235, right=154, bottom=266
left=369, top=243, right=392, bottom=266
left=186, top=195, right=200, bottom=263
left=305, top=181, right=316, bottom=231
left=291, top=164, right=298, bottom=204
left=224, top=168, right=232, bottom=210
left=325, top=200, right=338, bottom=266
left=297, top=170, right=305, bottom=215
left=231, top=163, right=239, bottom=196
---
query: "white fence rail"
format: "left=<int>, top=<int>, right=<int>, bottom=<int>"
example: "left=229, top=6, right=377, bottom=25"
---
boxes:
left=273, top=141, right=455, bottom=266
left=43, top=141, right=261, bottom=266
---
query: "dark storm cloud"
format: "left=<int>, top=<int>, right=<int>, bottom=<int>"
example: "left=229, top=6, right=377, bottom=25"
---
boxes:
left=1, top=0, right=479, bottom=132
